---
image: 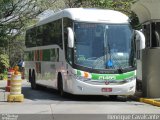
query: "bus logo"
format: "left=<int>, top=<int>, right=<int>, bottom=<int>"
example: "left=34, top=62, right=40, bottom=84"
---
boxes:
left=105, top=81, right=110, bottom=85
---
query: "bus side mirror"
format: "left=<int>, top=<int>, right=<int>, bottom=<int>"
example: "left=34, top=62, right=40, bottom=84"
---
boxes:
left=135, top=30, right=145, bottom=50
left=67, top=27, right=74, bottom=48
left=134, top=30, right=145, bottom=60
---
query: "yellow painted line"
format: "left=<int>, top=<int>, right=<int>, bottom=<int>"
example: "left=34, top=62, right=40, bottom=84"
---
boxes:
left=154, top=101, right=160, bottom=107
left=139, top=98, right=160, bottom=107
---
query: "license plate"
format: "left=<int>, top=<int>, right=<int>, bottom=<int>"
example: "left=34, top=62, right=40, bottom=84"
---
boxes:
left=101, top=88, right=112, bottom=92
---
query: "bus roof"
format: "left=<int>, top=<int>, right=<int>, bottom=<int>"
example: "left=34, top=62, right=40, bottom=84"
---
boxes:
left=37, top=8, right=129, bottom=26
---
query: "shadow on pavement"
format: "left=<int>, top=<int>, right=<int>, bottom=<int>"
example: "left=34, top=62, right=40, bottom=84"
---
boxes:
left=22, top=84, right=130, bottom=102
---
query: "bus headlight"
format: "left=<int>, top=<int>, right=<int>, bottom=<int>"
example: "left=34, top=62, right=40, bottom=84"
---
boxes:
left=74, top=75, right=91, bottom=81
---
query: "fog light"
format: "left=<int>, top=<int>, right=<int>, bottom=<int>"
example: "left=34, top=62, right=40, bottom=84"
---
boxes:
left=129, top=86, right=134, bottom=90
left=77, top=86, right=83, bottom=91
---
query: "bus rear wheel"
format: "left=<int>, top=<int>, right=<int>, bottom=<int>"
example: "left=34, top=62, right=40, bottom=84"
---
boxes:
left=29, top=69, right=32, bottom=83
left=109, top=95, right=118, bottom=100
left=31, top=70, right=37, bottom=90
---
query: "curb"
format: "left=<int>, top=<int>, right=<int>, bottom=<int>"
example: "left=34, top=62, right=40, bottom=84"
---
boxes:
left=139, top=98, right=160, bottom=107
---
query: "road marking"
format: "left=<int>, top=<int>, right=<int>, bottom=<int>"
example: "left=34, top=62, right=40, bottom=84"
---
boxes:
left=139, top=98, right=160, bottom=107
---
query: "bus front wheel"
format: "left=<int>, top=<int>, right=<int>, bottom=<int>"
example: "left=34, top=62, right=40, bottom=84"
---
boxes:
left=109, top=95, right=118, bottom=100
left=58, top=73, right=66, bottom=97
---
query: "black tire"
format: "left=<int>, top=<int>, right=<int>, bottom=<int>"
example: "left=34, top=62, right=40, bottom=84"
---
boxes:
left=58, top=73, right=66, bottom=97
left=29, top=69, right=32, bottom=83
left=121, top=96, right=128, bottom=102
left=109, top=95, right=118, bottom=100
left=31, top=69, right=37, bottom=90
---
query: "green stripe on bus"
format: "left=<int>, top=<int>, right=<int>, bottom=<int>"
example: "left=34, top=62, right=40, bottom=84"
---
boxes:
left=76, top=70, right=135, bottom=80
left=91, top=71, right=135, bottom=80
left=77, top=70, right=81, bottom=76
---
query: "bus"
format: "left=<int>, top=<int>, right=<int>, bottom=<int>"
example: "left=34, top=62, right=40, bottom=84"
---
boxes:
left=25, top=8, right=143, bottom=97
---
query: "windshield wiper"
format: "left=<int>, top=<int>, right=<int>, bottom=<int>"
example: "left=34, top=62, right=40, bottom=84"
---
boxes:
left=103, top=25, right=115, bottom=69
left=111, top=53, right=124, bottom=74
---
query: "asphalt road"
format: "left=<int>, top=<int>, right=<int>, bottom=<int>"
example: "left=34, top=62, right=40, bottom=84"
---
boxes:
left=0, top=80, right=160, bottom=120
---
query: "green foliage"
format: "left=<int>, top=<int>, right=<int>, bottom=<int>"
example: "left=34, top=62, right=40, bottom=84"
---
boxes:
left=0, top=0, right=41, bottom=67
left=0, top=53, right=10, bottom=69
left=0, top=53, right=9, bottom=80
left=37, top=0, right=65, bottom=11
left=130, top=12, right=141, bottom=30
left=87, top=0, right=113, bottom=8
left=0, top=72, right=7, bottom=80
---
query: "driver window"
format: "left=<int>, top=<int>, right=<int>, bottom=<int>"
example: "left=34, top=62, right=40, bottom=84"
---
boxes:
left=63, top=18, right=73, bottom=65
left=64, top=28, right=73, bottom=65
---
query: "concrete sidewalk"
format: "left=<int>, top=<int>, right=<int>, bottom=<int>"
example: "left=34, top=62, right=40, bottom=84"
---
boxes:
left=0, top=80, right=8, bottom=102
left=0, top=80, right=7, bottom=88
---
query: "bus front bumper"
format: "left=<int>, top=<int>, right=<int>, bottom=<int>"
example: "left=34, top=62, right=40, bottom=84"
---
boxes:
left=71, top=79, right=136, bottom=96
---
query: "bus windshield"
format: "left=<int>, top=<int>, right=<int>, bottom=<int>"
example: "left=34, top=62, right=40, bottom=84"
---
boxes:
left=74, top=22, right=134, bottom=70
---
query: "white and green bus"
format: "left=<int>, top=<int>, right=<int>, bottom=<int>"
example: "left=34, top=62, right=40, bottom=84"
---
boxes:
left=25, top=8, right=142, bottom=97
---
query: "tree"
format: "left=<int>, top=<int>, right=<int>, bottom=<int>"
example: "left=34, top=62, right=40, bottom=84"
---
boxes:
left=0, top=0, right=60, bottom=67
left=37, top=0, right=64, bottom=11
left=0, top=0, right=39, bottom=66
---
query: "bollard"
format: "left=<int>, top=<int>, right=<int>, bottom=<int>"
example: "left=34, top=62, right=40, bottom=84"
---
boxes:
left=7, top=71, right=24, bottom=102
left=6, top=68, right=14, bottom=92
